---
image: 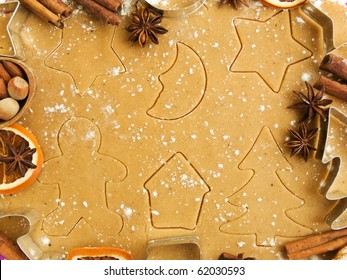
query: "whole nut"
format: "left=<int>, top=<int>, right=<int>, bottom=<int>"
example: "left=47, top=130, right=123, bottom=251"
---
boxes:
left=2, top=61, right=25, bottom=78
left=7, top=76, right=29, bottom=100
left=0, top=78, right=8, bottom=99
left=0, top=98, right=20, bottom=121
left=0, top=62, right=11, bottom=84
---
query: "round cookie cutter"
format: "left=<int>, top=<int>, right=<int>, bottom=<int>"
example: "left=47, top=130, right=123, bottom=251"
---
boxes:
left=139, top=0, right=206, bottom=17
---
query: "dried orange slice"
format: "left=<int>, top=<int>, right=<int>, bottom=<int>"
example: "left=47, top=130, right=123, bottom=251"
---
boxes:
left=66, top=247, right=134, bottom=260
left=260, top=0, right=307, bottom=9
left=0, top=123, right=43, bottom=195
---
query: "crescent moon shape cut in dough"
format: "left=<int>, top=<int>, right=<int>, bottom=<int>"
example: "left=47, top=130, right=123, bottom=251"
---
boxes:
left=147, top=42, right=207, bottom=120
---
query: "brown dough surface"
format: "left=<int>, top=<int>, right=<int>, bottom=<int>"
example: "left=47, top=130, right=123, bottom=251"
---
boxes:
left=0, top=9, right=13, bottom=56
left=0, top=0, right=346, bottom=260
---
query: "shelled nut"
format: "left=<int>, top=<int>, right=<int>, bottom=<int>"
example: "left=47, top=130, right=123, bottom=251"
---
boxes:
left=0, top=98, right=20, bottom=120
left=0, top=58, right=36, bottom=128
left=0, top=63, right=11, bottom=84
left=0, top=79, right=8, bottom=99
left=8, top=76, right=29, bottom=100
left=2, top=61, right=25, bottom=78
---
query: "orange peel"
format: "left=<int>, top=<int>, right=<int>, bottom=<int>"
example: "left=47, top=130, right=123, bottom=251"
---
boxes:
left=0, top=123, right=43, bottom=195
left=66, top=247, right=134, bottom=260
left=260, top=0, right=307, bottom=9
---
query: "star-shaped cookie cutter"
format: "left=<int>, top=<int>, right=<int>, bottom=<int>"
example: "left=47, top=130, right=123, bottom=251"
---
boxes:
left=0, top=208, right=63, bottom=259
left=139, top=0, right=206, bottom=17
left=317, top=107, right=347, bottom=230
left=300, top=1, right=335, bottom=53
left=0, top=0, right=22, bottom=58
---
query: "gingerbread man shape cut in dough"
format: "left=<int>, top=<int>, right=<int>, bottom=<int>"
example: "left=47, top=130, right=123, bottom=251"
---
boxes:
left=39, top=117, right=127, bottom=237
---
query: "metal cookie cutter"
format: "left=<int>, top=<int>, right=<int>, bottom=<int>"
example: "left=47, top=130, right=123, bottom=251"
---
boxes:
left=318, top=107, right=347, bottom=230
left=301, top=3, right=346, bottom=229
left=300, top=1, right=335, bottom=53
left=145, top=236, right=201, bottom=259
left=0, top=208, right=63, bottom=259
left=0, top=0, right=22, bottom=58
left=139, top=0, right=206, bottom=18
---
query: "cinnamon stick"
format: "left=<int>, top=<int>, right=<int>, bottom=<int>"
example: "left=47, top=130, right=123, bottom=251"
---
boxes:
left=286, top=236, right=347, bottom=260
left=285, top=228, right=347, bottom=254
left=0, top=231, right=28, bottom=260
left=320, top=54, right=347, bottom=81
left=74, top=0, right=121, bottom=25
left=285, top=228, right=347, bottom=260
left=20, top=0, right=63, bottom=28
left=93, top=0, right=123, bottom=12
left=37, top=0, right=73, bottom=17
left=314, top=75, right=347, bottom=102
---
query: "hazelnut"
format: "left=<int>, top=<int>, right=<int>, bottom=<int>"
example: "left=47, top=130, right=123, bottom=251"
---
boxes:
left=0, top=98, right=20, bottom=121
left=0, top=78, right=8, bottom=99
left=0, top=62, right=11, bottom=84
left=7, top=76, right=29, bottom=101
left=2, top=61, right=25, bottom=78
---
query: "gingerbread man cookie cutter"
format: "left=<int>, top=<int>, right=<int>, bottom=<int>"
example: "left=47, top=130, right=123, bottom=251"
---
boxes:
left=0, top=1, right=23, bottom=59
left=139, top=0, right=206, bottom=17
left=0, top=209, right=63, bottom=259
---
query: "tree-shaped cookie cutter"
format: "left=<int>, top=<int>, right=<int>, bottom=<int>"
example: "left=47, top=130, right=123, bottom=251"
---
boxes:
left=301, top=3, right=347, bottom=229
left=0, top=209, right=63, bottom=259
left=139, top=0, right=206, bottom=17
left=0, top=1, right=23, bottom=59
left=301, top=1, right=347, bottom=230
left=317, top=107, right=347, bottom=230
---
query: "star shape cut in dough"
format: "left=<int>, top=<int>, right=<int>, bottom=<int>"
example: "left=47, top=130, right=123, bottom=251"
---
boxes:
left=230, top=11, right=311, bottom=92
left=45, top=17, right=125, bottom=96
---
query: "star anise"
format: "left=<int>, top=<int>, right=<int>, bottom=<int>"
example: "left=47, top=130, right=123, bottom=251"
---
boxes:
left=0, top=142, right=37, bottom=177
left=284, top=122, right=318, bottom=162
left=125, top=7, right=168, bottom=47
left=218, top=252, right=255, bottom=260
left=287, top=81, right=332, bottom=122
left=220, top=0, right=249, bottom=9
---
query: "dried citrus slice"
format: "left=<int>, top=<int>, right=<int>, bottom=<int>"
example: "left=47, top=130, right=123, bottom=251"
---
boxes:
left=66, top=247, right=134, bottom=260
left=0, top=123, right=43, bottom=195
left=260, top=0, right=307, bottom=9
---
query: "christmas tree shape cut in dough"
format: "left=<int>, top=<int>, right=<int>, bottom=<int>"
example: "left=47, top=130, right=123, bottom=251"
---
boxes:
left=221, top=126, right=311, bottom=246
left=144, top=152, right=210, bottom=229
left=147, top=42, right=207, bottom=120
left=39, top=117, right=127, bottom=237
